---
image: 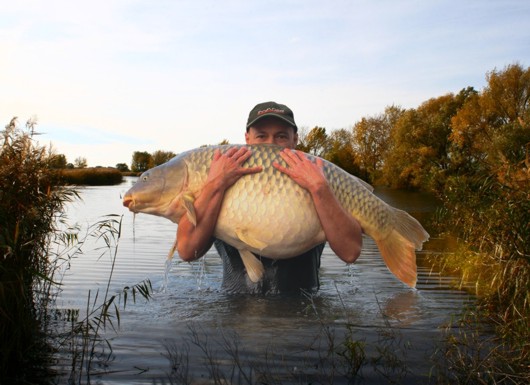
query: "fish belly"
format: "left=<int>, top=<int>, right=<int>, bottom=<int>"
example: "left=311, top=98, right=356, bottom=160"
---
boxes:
left=214, top=165, right=325, bottom=258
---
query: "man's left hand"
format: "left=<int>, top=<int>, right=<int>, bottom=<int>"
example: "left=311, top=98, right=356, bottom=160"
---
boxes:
left=273, top=149, right=327, bottom=193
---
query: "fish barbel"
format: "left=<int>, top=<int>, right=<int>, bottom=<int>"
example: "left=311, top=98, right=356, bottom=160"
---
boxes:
left=122, top=144, right=429, bottom=287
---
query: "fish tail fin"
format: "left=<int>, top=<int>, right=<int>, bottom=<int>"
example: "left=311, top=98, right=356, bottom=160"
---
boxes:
left=375, top=231, right=418, bottom=288
left=375, top=208, right=430, bottom=288
left=238, top=249, right=265, bottom=283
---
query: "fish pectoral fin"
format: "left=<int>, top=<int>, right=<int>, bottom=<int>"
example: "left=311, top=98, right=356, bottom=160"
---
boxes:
left=166, top=236, right=178, bottom=261
left=238, top=249, right=265, bottom=283
left=181, top=192, right=197, bottom=227
left=234, top=228, right=268, bottom=250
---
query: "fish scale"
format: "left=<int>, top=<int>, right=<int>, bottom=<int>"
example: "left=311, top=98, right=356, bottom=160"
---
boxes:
left=123, top=144, right=429, bottom=287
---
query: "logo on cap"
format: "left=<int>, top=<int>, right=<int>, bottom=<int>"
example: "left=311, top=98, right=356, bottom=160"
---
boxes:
left=257, top=108, right=285, bottom=116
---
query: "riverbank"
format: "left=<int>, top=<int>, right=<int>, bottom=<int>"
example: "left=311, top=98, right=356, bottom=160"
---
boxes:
left=425, top=236, right=529, bottom=384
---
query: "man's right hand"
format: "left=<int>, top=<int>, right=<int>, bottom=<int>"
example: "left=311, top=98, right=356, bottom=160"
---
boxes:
left=206, top=146, right=263, bottom=191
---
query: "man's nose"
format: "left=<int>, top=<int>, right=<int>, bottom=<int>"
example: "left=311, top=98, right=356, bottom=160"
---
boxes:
left=263, top=138, right=275, bottom=144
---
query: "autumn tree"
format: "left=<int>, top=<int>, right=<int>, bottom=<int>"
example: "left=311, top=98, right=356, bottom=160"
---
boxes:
left=152, top=150, right=176, bottom=166
left=380, top=90, right=474, bottom=190
left=451, top=63, right=530, bottom=173
left=297, top=126, right=330, bottom=157
left=446, top=63, right=530, bottom=255
left=353, top=105, right=403, bottom=182
left=326, top=128, right=360, bottom=176
left=131, top=151, right=152, bottom=173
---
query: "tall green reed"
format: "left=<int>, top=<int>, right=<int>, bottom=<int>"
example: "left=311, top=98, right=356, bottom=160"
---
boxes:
left=1, top=117, right=77, bottom=382
left=1, top=118, right=152, bottom=384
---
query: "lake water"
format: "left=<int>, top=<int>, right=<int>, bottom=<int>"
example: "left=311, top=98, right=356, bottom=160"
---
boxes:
left=51, top=177, right=473, bottom=384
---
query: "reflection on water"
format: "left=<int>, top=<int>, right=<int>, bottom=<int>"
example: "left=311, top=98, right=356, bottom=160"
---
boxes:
left=53, top=177, right=474, bottom=384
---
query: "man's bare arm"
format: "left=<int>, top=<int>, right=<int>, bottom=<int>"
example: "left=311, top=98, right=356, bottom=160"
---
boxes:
left=176, top=147, right=262, bottom=261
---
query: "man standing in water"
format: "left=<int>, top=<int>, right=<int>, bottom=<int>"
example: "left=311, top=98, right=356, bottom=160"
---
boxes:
left=176, top=101, right=363, bottom=294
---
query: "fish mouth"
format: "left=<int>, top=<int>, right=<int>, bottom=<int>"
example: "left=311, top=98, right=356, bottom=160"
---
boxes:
left=123, top=196, right=134, bottom=209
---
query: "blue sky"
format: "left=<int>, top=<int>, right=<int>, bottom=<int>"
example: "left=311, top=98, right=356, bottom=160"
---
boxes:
left=2, top=0, right=529, bottom=167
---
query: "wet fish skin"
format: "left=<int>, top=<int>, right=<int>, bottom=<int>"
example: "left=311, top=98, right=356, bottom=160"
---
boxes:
left=123, top=144, right=429, bottom=287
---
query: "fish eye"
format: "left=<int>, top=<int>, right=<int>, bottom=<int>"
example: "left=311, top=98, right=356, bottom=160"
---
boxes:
left=142, top=173, right=150, bottom=181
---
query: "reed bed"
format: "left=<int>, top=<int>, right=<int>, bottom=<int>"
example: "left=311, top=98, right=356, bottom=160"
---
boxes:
left=60, top=168, right=123, bottom=186
left=1, top=120, right=150, bottom=384
left=1, top=119, right=77, bottom=381
left=426, top=168, right=530, bottom=384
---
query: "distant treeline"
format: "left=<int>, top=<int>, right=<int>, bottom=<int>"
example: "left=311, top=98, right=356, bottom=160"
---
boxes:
left=60, top=167, right=123, bottom=185
left=294, top=63, right=528, bottom=197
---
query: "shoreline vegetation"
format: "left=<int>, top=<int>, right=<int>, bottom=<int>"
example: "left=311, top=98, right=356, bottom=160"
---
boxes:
left=60, top=167, right=125, bottom=186
left=0, top=120, right=152, bottom=384
left=1, top=63, right=529, bottom=384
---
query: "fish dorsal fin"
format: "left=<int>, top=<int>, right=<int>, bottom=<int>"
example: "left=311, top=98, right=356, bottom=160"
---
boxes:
left=181, top=192, right=196, bottom=226
left=355, top=176, right=374, bottom=192
left=235, top=228, right=268, bottom=250
left=238, top=249, right=265, bottom=282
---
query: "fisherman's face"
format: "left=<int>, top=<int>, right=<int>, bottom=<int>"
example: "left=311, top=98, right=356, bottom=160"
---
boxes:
left=245, top=117, right=298, bottom=149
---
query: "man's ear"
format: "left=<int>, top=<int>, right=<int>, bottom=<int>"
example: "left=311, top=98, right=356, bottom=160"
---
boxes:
left=245, top=131, right=250, bottom=144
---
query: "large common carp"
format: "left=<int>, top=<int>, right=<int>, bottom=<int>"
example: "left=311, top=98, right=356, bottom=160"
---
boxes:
left=123, top=144, right=429, bottom=288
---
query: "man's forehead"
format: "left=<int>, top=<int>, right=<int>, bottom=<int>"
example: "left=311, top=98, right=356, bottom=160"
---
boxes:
left=252, top=126, right=291, bottom=133
left=251, top=119, right=295, bottom=132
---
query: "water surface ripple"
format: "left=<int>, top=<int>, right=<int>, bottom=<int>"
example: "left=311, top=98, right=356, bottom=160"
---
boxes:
left=53, top=177, right=474, bottom=384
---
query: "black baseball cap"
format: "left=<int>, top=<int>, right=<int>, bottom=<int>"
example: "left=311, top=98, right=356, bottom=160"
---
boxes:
left=246, top=101, right=297, bottom=132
